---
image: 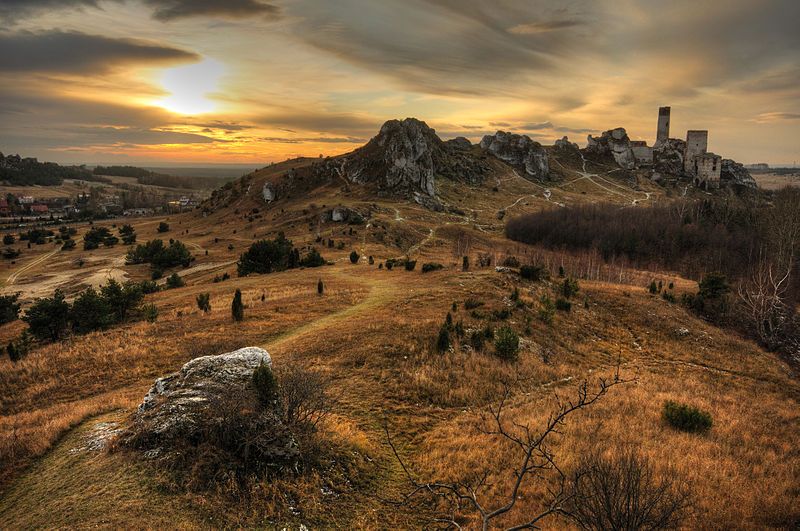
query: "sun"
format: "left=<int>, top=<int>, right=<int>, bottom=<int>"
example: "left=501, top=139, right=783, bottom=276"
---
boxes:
left=157, top=59, right=224, bottom=115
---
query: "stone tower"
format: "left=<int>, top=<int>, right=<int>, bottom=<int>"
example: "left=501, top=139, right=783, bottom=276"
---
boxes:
left=684, top=130, right=709, bottom=172
left=656, top=106, right=670, bottom=146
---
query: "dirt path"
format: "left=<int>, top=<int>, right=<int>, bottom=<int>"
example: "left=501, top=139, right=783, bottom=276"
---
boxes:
left=260, top=268, right=400, bottom=354
left=3, top=247, right=60, bottom=287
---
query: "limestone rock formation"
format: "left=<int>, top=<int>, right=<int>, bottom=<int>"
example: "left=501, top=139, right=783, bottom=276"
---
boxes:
left=721, top=159, right=758, bottom=189
left=653, top=138, right=686, bottom=175
left=554, top=136, right=579, bottom=152
left=446, top=136, right=472, bottom=151
left=585, top=128, right=635, bottom=169
left=262, top=182, right=276, bottom=202
left=124, top=347, right=298, bottom=462
left=480, top=131, right=550, bottom=179
left=338, top=118, right=486, bottom=200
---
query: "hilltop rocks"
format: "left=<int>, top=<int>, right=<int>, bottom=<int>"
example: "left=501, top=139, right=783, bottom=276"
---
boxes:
left=653, top=138, right=686, bottom=175
left=721, top=159, right=758, bottom=189
left=480, top=131, right=550, bottom=179
left=339, top=118, right=487, bottom=203
left=446, top=137, right=472, bottom=151
left=123, top=347, right=299, bottom=463
left=554, top=136, right=579, bottom=153
left=586, top=128, right=635, bottom=169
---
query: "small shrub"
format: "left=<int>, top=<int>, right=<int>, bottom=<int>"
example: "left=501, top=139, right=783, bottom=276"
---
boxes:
left=539, top=295, right=555, bottom=324
left=0, top=293, right=21, bottom=325
left=558, top=265, right=565, bottom=277
left=368, top=255, right=374, bottom=265
left=561, top=277, right=580, bottom=299
left=502, top=256, right=520, bottom=268
left=61, top=239, right=76, bottom=251
left=556, top=298, right=572, bottom=312
left=662, top=401, right=712, bottom=433
left=436, top=325, right=450, bottom=353
left=469, top=330, right=485, bottom=351
left=464, top=298, right=484, bottom=310
left=231, top=289, right=244, bottom=321
left=252, top=363, right=278, bottom=405
left=494, top=326, right=520, bottom=361
left=519, top=264, right=548, bottom=281
left=317, top=279, right=324, bottom=295
left=2, top=234, right=14, bottom=245
left=197, top=292, right=211, bottom=313
left=421, top=262, right=443, bottom=273
left=157, top=221, right=170, bottom=233
left=483, top=324, right=494, bottom=339
left=510, top=287, right=519, bottom=302
left=142, top=303, right=158, bottom=323
left=492, top=308, right=511, bottom=320
left=349, top=250, right=359, bottom=264
left=662, top=291, right=676, bottom=303
left=165, top=272, right=185, bottom=289
left=404, top=260, right=417, bottom=271
left=462, top=255, right=469, bottom=271
left=649, top=280, right=658, bottom=294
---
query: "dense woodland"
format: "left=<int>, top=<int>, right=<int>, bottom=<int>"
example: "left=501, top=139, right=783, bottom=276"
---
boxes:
left=507, top=190, right=800, bottom=356
left=0, top=153, right=108, bottom=186
left=94, top=165, right=228, bottom=190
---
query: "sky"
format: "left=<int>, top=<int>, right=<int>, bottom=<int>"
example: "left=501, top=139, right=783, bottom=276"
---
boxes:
left=0, top=0, right=798, bottom=166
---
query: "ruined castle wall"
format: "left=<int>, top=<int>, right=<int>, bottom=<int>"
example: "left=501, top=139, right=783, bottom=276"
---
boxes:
left=656, top=106, right=670, bottom=145
left=684, top=130, right=708, bottom=172
left=694, top=153, right=721, bottom=188
left=632, top=145, right=653, bottom=164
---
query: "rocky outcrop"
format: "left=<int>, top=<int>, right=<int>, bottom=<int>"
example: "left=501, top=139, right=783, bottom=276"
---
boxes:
left=262, top=182, right=276, bottom=202
left=480, top=131, right=550, bottom=179
left=446, top=137, right=472, bottom=151
left=554, top=136, right=579, bottom=152
left=338, top=118, right=487, bottom=200
left=123, top=347, right=299, bottom=463
left=653, top=138, right=686, bottom=176
left=321, top=206, right=366, bottom=224
left=721, top=159, right=758, bottom=189
left=586, top=128, right=635, bottom=169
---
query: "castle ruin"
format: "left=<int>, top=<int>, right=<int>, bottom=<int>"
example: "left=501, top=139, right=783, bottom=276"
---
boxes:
left=632, top=107, right=721, bottom=189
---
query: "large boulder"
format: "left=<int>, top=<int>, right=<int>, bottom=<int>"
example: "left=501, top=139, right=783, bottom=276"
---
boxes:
left=721, top=159, right=758, bottom=189
left=262, top=182, right=276, bottom=202
left=480, top=131, right=550, bottom=179
left=123, top=347, right=298, bottom=463
left=585, top=128, right=635, bottom=169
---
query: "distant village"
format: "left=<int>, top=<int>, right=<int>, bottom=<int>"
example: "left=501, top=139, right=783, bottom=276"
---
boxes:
left=0, top=191, right=199, bottom=221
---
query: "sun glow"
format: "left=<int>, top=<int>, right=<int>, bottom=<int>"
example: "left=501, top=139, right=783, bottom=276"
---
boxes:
left=157, top=59, right=224, bottom=115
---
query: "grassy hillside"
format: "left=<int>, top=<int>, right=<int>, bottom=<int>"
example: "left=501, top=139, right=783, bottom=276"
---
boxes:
left=1, top=151, right=798, bottom=528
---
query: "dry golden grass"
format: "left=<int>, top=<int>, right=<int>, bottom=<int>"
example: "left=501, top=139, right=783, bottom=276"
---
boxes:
left=1, top=169, right=798, bottom=528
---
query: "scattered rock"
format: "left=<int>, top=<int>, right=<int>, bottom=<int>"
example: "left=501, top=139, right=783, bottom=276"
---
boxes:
left=554, top=136, right=579, bottom=153
left=262, top=182, right=276, bottom=202
left=653, top=138, right=686, bottom=176
left=70, top=421, right=122, bottom=454
left=480, top=131, right=550, bottom=179
left=675, top=327, right=690, bottom=337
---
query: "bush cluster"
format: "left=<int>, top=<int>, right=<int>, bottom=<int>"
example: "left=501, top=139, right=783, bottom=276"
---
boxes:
left=662, top=401, right=713, bottom=433
left=127, top=239, right=192, bottom=269
left=237, top=233, right=325, bottom=276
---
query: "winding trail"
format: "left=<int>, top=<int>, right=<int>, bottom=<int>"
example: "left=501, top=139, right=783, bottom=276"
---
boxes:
left=3, top=248, right=60, bottom=287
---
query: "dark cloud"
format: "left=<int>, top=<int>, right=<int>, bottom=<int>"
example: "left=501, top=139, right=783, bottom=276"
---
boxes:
left=517, top=121, right=553, bottom=131
left=181, top=121, right=255, bottom=132
left=755, top=112, right=800, bottom=123
left=0, top=0, right=281, bottom=22
left=0, top=31, right=198, bottom=73
left=259, top=136, right=364, bottom=144
left=508, top=20, right=582, bottom=34
left=255, top=109, right=380, bottom=135
left=143, top=0, right=281, bottom=21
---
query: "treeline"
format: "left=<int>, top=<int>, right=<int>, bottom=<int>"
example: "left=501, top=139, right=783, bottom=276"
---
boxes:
left=507, top=191, right=800, bottom=358
left=0, top=153, right=109, bottom=186
left=94, top=165, right=225, bottom=190
left=506, top=200, right=762, bottom=283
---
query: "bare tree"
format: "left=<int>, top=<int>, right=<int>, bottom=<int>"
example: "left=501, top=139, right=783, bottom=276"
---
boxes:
left=385, top=376, right=629, bottom=530
left=453, top=229, right=473, bottom=259
left=274, top=359, right=332, bottom=432
left=567, top=451, right=691, bottom=530
left=738, top=251, right=793, bottom=350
